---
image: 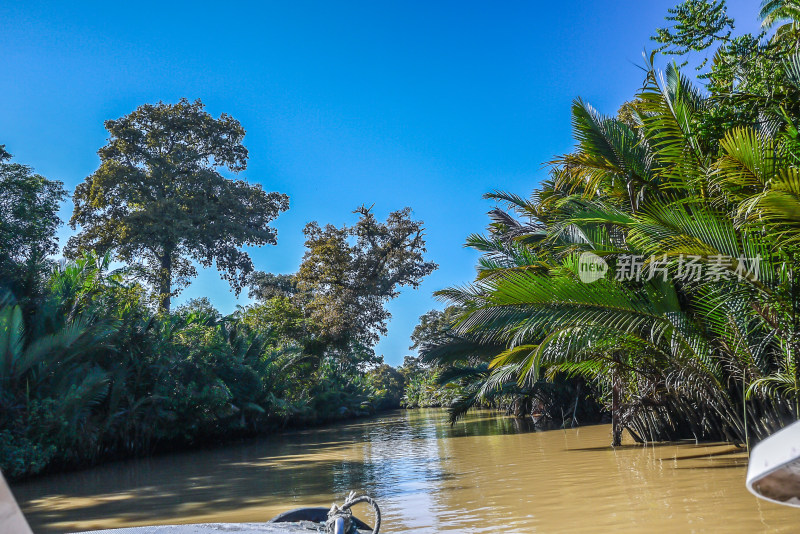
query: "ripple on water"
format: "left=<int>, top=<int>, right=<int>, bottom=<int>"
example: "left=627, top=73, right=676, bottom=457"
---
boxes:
left=11, top=409, right=800, bottom=533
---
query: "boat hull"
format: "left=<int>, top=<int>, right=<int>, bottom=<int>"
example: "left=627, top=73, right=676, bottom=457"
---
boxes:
left=746, top=420, right=800, bottom=507
left=77, top=524, right=372, bottom=533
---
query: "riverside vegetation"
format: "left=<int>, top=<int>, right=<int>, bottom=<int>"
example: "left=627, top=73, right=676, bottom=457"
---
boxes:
left=0, top=102, right=434, bottom=480
left=403, top=0, right=800, bottom=447
left=5, top=0, right=800, bottom=482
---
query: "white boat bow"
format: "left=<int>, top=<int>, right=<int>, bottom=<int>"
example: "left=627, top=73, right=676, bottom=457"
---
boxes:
left=746, top=419, right=800, bottom=507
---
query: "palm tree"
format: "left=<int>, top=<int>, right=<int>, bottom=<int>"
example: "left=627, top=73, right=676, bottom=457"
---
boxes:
left=761, top=0, right=800, bottom=30
left=425, top=59, right=800, bottom=446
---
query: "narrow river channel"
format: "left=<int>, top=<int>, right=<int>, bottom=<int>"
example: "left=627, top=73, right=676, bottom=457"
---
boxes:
left=12, top=409, right=799, bottom=533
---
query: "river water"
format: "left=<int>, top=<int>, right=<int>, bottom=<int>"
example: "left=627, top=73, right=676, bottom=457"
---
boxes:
left=12, top=409, right=799, bottom=533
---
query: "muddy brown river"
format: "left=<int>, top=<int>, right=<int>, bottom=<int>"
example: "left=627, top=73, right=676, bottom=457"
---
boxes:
left=11, top=409, right=799, bottom=533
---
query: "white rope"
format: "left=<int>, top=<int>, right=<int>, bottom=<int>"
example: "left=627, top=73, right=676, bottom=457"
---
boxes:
left=324, top=491, right=381, bottom=534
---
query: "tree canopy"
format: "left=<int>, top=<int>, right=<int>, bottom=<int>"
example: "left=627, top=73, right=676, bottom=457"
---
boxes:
left=250, top=206, right=437, bottom=360
left=0, top=147, right=66, bottom=301
left=652, top=0, right=800, bottom=145
left=67, top=98, right=289, bottom=312
left=409, top=306, right=464, bottom=351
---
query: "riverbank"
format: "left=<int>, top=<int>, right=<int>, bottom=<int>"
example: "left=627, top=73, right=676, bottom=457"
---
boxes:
left=6, top=402, right=403, bottom=484
left=13, top=408, right=798, bottom=533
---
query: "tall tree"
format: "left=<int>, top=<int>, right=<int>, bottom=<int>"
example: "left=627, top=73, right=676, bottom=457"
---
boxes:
left=409, top=306, right=465, bottom=351
left=0, top=146, right=67, bottom=300
left=67, top=99, right=289, bottom=312
left=250, top=206, right=437, bottom=359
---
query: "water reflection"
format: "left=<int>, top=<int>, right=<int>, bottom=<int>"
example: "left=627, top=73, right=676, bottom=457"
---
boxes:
left=12, top=409, right=798, bottom=533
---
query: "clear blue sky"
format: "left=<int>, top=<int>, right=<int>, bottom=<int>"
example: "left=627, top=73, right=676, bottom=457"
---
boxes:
left=0, top=0, right=760, bottom=365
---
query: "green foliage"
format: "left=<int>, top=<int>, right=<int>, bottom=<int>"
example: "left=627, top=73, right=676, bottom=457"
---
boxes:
left=409, top=306, right=465, bottom=351
left=0, top=252, right=410, bottom=480
left=417, top=1, right=800, bottom=445
left=0, top=149, right=67, bottom=303
left=296, top=205, right=437, bottom=349
left=0, top=100, right=436, bottom=480
left=653, top=0, right=735, bottom=63
left=249, top=205, right=437, bottom=362
left=67, top=98, right=290, bottom=312
left=366, top=363, right=406, bottom=410
left=0, top=154, right=427, bottom=481
left=237, top=296, right=306, bottom=347
left=652, top=0, right=800, bottom=149
left=399, top=365, right=465, bottom=410
left=760, top=0, right=800, bottom=30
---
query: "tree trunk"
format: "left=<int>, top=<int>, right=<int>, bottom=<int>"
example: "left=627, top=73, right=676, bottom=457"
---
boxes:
left=611, top=363, right=622, bottom=447
left=570, top=382, right=581, bottom=428
left=158, top=248, right=173, bottom=313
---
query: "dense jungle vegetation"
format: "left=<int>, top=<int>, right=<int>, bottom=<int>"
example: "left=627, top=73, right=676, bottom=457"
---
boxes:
left=6, top=0, right=800, bottom=481
left=0, top=102, right=434, bottom=480
left=406, top=0, right=800, bottom=446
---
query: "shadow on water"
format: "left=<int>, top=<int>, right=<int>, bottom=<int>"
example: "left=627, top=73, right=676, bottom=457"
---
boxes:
left=14, top=410, right=461, bottom=532
left=566, top=439, right=708, bottom=452
left=22, top=457, right=378, bottom=527
left=671, top=448, right=744, bottom=461
left=434, top=410, right=539, bottom=440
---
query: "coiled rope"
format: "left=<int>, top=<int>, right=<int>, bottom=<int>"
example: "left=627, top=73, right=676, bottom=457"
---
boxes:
left=324, top=491, right=381, bottom=534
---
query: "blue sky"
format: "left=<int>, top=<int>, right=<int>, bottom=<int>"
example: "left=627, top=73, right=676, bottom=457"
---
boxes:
left=0, top=1, right=761, bottom=365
